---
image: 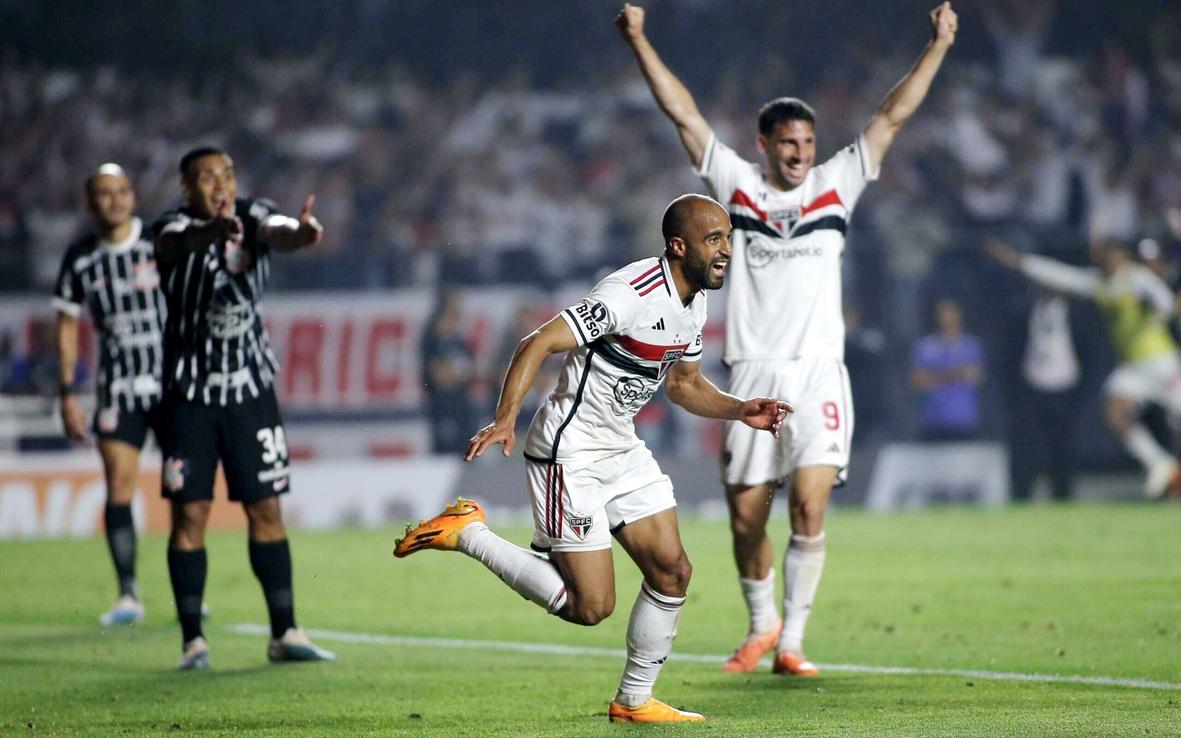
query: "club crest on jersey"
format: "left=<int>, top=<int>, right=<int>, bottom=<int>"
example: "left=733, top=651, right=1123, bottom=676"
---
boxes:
left=658, top=349, right=685, bottom=379
left=132, top=260, right=160, bottom=291
left=566, top=513, right=593, bottom=541
left=770, top=206, right=800, bottom=234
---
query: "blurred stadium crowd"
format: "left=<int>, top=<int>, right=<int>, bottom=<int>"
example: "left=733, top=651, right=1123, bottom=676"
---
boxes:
left=3, top=0, right=1181, bottom=472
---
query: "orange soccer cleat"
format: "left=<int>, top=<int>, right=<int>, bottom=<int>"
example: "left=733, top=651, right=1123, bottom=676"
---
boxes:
left=608, top=698, right=705, bottom=724
left=772, top=650, right=820, bottom=677
left=392, top=498, right=486, bottom=558
left=722, top=619, right=782, bottom=673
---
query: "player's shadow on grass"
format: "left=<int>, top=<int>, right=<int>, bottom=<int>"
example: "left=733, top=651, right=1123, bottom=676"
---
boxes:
left=0, top=622, right=175, bottom=650
left=706, top=674, right=864, bottom=693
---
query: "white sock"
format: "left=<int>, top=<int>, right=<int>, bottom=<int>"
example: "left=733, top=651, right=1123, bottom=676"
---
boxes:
left=458, top=523, right=568, bottom=613
left=1124, top=423, right=1171, bottom=470
left=780, top=532, right=826, bottom=655
left=615, top=582, right=685, bottom=707
left=739, top=569, right=778, bottom=635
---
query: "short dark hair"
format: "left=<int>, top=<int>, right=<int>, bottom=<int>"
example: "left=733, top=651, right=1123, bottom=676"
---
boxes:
left=757, top=97, right=816, bottom=136
left=179, top=146, right=227, bottom=177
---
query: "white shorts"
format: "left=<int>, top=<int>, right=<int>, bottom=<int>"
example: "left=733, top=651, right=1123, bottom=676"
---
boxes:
left=1104, top=353, right=1181, bottom=414
left=526, top=445, right=675, bottom=553
left=722, top=358, right=853, bottom=487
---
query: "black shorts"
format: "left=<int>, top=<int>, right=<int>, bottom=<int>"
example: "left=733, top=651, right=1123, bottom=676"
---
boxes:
left=158, top=388, right=291, bottom=504
left=93, top=403, right=165, bottom=450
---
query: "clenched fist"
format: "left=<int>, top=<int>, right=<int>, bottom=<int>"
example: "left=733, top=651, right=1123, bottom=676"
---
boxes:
left=930, top=2, right=958, bottom=47
left=615, top=3, right=645, bottom=42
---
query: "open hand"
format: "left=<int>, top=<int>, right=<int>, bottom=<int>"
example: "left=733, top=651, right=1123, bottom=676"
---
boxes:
left=930, top=2, right=958, bottom=46
left=465, top=420, right=516, bottom=461
left=740, top=397, right=793, bottom=439
left=212, top=197, right=244, bottom=240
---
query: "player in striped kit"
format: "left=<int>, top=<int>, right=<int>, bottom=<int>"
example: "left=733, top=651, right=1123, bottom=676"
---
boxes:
left=53, top=163, right=165, bottom=627
left=395, top=195, right=791, bottom=723
left=152, top=147, right=334, bottom=669
left=618, top=1, right=957, bottom=674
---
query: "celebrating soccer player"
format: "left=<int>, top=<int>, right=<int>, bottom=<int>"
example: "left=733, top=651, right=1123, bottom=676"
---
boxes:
left=395, top=195, right=790, bottom=724
left=617, top=2, right=956, bottom=674
left=53, top=163, right=165, bottom=627
left=988, top=238, right=1181, bottom=499
left=152, top=147, right=334, bottom=669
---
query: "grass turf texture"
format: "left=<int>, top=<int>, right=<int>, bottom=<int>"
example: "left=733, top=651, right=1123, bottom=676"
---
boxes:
left=1, top=502, right=1178, bottom=736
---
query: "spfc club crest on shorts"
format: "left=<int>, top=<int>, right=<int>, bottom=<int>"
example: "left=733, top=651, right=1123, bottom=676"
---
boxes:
left=566, top=513, right=593, bottom=541
left=163, top=458, right=188, bottom=492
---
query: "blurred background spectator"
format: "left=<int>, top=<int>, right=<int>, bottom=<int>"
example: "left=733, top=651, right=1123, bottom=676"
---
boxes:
left=911, top=299, right=984, bottom=441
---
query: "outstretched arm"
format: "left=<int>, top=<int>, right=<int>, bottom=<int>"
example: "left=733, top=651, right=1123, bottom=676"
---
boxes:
left=862, top=2, right=957, bottom=173
left=259, top=194, right=324, bottom=252
left=986, top=239, right=1102, bottom=299
left=664, top=360, right=790, bottom=436
left=616, top=3, right=714, bottom=169
left=465, top=316, right=579, bottom=460
left=155, top=198, right=243, bottom=260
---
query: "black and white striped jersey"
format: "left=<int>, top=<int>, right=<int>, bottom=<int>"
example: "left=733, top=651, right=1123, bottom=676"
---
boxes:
left=153, top=197, right=280, bottom=406
left=52, top=217, right=166, bottom=412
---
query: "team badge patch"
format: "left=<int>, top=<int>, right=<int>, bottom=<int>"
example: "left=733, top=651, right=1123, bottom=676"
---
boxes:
left=97, top=407, right=119, bottom=434
left=133, top=260, right=160, bottom=291
left=566, top=513, right=593, bottom=541
left=163, top=458, right=188, bottom=492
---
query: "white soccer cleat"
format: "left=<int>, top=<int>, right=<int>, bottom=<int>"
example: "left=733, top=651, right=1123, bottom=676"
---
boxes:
left=1144, top=458, right=1181, bottom=499
left=99, top=595, right=144, bottom=627
left=179, top=636, right=210, bottom=670
left=267, top=627, right=337, bottom=663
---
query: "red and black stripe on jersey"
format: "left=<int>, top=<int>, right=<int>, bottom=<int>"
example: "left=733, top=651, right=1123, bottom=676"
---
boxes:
left=52, top=222, right=165, bottom=412
left=728, top=188, right=848, bottom=240
left=154, top=197, right=280, bottom=407
left=629, top=260, right=671, bottom=297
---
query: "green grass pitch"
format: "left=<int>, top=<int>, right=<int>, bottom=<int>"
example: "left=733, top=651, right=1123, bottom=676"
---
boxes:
left=1, top=502, right=1179, bottom=736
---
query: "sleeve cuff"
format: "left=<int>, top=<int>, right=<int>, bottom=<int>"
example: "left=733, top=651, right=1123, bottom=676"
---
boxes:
left=51, top=297, right=82, bottom=317
left=695, top=134, right=718, bottom=177
left=856, top=135, right=881, bottom=182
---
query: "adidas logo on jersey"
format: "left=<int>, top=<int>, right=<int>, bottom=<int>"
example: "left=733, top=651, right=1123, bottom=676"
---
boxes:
left=651, top=319, right=665, bottom=331
left=827, top=443, right=841, bottom=454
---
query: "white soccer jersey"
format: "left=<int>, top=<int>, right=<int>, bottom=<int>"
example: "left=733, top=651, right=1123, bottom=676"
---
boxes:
left=524, top=257, right=706, bottom=466
left=697, top=135, right=878, bottom=362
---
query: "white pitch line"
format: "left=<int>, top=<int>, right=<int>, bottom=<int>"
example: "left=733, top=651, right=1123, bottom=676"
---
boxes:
left=228, top=624, right=1180, bottom=691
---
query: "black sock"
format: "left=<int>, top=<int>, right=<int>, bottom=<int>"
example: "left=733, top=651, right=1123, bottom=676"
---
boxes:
left=249, top=539, right=296, bottom=640
left=167, top=548, right=207, bottom=645
left=104, top=504, right=137, bottom=598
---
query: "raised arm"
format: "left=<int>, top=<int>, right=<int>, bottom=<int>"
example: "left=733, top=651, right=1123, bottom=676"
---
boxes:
left=258, top=194, right=323, bottom=252
left=465, top=316, right=580, bottom=460
left=664, top=360, right=790, bottom=436
left=616, top=4, right=714, bottom=169
left=862, top=2, right=957, bottom=173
